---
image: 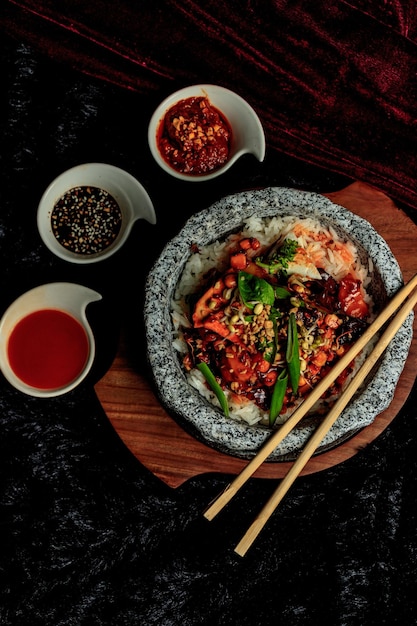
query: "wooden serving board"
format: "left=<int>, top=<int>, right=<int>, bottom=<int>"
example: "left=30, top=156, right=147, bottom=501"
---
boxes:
left=95, top=182, right=417, bottom=488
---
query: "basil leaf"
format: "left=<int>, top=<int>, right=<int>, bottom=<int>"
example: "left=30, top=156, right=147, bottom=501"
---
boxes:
left=238, top=271, right=275, bottom=309
left=197, top=362, right=229, bottom=417
left=269, top=369, right=288, bottom=426
left=286, top=312, right=300, bottom=394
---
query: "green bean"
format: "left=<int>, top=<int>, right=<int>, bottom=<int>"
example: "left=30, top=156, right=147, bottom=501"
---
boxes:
left=269, top=369, right=288, bottom=426
left=286, top=312, right=300, bottom=394
left=197, top=362, right=229, bottom=417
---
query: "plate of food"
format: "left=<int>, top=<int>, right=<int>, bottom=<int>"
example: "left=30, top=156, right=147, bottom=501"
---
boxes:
left=144, top=187, right=413, bottom=461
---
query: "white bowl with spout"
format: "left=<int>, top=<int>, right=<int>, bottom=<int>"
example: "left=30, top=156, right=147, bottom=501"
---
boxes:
left=37, top=163, right=156, bottom=264
left=0, top=283, right=102, bottom=397
left=148, top=84, right=266, bottom=181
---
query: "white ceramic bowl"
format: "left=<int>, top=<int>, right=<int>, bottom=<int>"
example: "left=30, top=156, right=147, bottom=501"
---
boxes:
left=0, top=283, right=102, bottom=397
left=148, top=84, right=266, bottom=181
left=37, top=163, right=156, bottom=264
left=144, top=187, right=413, bottom=461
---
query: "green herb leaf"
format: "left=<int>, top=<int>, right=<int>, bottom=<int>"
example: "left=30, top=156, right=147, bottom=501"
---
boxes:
left=197, top=362, right=229, bottom=417
left=256, top=239, right=298, bottom=275
left=269, top=369, right=288, bottom=426
left=238, top=271, right=275, bottom=309
left=279, top=238, right=299, bottom=261
left=286, top=312, right=300, bottom=394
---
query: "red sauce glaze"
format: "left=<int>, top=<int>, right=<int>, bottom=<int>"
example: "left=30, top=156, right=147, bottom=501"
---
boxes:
left=157, top=96, right=232, bottom=175
left=338, top=274, right=369, bottom=319
left=7, top=309, right=90, bottom=390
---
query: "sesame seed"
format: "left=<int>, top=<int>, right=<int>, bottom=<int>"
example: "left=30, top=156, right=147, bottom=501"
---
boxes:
left=50, top=186, right=122, bottom=255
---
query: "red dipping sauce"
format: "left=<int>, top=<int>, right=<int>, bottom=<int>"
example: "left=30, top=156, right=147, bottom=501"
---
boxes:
left=7, top=309, right=89, bottom=390
left=157, top=96, right=232, bottom=175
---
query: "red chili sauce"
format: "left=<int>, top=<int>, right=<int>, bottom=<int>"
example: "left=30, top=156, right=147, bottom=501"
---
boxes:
left=7, top=309, right=89, bottom=390
left=157, top=96, right=232, bottom=175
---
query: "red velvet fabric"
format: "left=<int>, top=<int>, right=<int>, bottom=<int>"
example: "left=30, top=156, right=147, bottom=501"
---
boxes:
left=3, top=0, right=417, bottom=210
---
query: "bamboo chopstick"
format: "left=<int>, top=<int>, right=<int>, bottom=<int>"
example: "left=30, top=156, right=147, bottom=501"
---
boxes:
left=204, top=273, right=417, bottom=523
left=234, top=283, right=417, bottom=556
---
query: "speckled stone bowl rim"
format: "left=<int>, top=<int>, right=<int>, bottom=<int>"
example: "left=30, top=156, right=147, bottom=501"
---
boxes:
left=144, top=187, right=413, bottom=461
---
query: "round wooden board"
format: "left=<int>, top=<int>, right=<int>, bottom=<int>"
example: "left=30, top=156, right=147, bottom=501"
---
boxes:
left=95, top=182, right=417, bottom=488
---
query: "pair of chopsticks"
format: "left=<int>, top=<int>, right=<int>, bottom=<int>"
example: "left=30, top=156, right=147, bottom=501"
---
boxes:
left=204, top=273, right=417, bottom=557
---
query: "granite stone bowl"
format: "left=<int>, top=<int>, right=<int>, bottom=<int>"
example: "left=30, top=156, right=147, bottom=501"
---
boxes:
left=144, top=187, right=413, bottom=461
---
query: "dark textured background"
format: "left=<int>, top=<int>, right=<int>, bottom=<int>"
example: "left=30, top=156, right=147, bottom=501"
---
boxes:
left=4, top=0, right=417, bottom=211
left=1, top=3, right=417, bottom=625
